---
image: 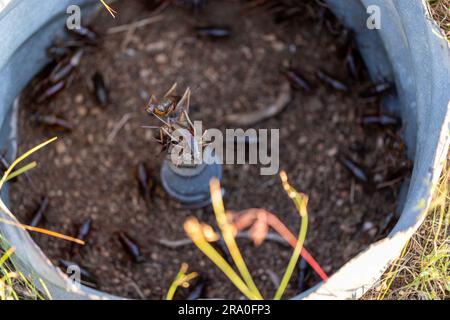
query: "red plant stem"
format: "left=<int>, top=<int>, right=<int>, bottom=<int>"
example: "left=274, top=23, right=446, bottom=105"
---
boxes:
left=266, top=214, right=329, bottom=281
left=233, top=209, right=329, bottom=282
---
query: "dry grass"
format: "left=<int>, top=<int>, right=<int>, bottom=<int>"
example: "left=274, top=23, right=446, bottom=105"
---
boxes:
left=0, top=138, right=72, bottom=300
left=428, top=0, right=450, bottom=42
left=364, top=160, right=449, bottom=300
left=0, top=236, right=50, bottom=300
left=363, top=0, right=450, bottom=301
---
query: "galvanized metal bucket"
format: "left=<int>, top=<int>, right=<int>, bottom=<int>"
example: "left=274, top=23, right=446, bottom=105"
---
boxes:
left=0, top=0, right=448, bottom=300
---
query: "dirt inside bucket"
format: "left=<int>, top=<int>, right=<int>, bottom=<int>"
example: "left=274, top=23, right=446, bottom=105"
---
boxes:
left=10, top=0, right=410, bottom=299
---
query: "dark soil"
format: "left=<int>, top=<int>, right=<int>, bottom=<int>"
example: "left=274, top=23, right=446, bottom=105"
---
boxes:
left=10, top=0, right=409, bottom=299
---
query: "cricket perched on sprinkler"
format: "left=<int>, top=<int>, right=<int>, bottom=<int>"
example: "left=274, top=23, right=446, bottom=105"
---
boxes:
left=144, top=83, right=222, bottom=207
